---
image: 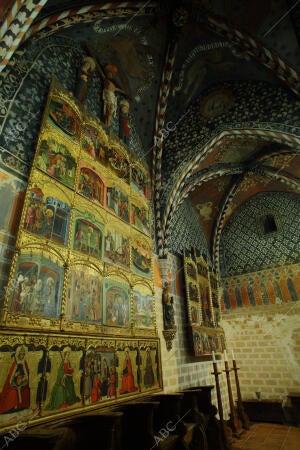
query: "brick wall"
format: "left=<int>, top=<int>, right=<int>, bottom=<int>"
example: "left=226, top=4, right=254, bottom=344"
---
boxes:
left=222, top=303, right=300, bottom=403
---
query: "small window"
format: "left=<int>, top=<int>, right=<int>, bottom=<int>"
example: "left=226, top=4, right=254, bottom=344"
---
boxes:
left=263, top=214, right=277, bottom=234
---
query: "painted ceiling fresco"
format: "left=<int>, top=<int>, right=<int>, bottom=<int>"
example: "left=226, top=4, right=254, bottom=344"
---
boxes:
left=190, top=175, right=233, bottom=242
left=189, top=142, right=300, bottom=246
left=0, top=0, right=299, bottom=266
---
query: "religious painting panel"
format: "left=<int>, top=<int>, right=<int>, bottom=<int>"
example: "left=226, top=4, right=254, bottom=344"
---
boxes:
left=131, top=165, right=149, bottom=200
left=191, top=326, right=224, bottom=358
left=23, top=180, right=71, bottom=246
left=77, top=162, right=105, bottom=206
left=83, top=343, right=116, bottom=405
left=187, top=281, right=199, bottom=302
left=200, top=281, right=214, bottom=328
left=81, top=122, right=108, bottom=161
left=71, top=209, right=104, bottom=260
left=103, top=278, right=130, bottom=328
left=132, top=283, right=155, bottom=329
left=46, top=95, right=81, bottom=141
left=65, top=264, right=103, bottom=325
left=6, top=248, right=64, bottom=323
left=192, top=329, right=207, bottom=357
left=138, top=341, right=160, bottom=392
left=115, top=341, right=139, bottom=396
left=104, top=223, right=130, bottom=270
left=106, top=145, right=130, bottom=183
left=0, top=340, right=44, bottom=430
left=36, top=135, right=77, bottom=189
left=131, top=236, right=152, bottom=279
left=131, top=195, right=150, bottom=235
left=106, top=183, right=130, bottom=223
left=195, top=252, right=214, bottom=328
left=189, top=303, right=202, bottom=325
left=43, top=342, right=83, bottom=416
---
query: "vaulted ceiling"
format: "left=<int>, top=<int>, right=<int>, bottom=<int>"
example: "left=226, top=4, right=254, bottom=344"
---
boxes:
left=0, top=0, right=299, bottom=269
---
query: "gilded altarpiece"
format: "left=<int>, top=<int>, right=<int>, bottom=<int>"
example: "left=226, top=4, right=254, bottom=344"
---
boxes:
left=183, top=248, right=225, bottom=358
left=0, top=80, right=161, bottom=432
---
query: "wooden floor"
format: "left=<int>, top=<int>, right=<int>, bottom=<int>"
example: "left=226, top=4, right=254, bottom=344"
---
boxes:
left=232, top=423, right=300, bottom=450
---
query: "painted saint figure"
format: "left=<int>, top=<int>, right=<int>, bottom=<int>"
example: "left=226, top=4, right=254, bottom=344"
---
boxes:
left=143, top=347, right=154, bottom=388
left=0, top=346, right=30, bottom=414
left=45, top=347, right=80, bottom=410
left=119, top=349, right=138, bottom=395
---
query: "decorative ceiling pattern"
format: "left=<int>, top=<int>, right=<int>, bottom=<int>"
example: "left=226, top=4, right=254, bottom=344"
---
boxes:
left=163, top=81, right=300, bottom=186
left=165, top=197, right=210, bottom=260
left=223, top=173, right=299, bottom=224
left=220, top=191, right=300, bottom=277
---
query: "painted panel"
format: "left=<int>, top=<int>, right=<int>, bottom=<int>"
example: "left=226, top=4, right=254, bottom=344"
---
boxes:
left=47, top=97, right=81, bottom=140
left=131, top=200, right=149, bottom=235
left=36, top=136, right=77, bottom=189
left=106, top=146, right=130, bottom=183
left=44, top=345, right=82, bottom=414
left=78, top=165, right=105, bottom=206
left=81, top=123, right=107, bottom=160
left=116, top=344, right=139, bottom=396
left=132, top=239, right=152, bottom=278
left=72, top=216, right=103, bottom=259
left=104, top=228, right=130, bottom=270
left=24, top=185, right=71, bottom=246
left=139, top=342, right=160, bottom=392
left=106, top=185, right=129, bottom=223
left=9, top=252, right=64, bottom=318
left=66, top=266, right=103, bottom=324
left=83, top=346, right=116, bottom=404
left=103, top=280, right=130, bottom=327
left=133, top=288, right=155, bottom=328
left=0, top=344, right=42, bottom=428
